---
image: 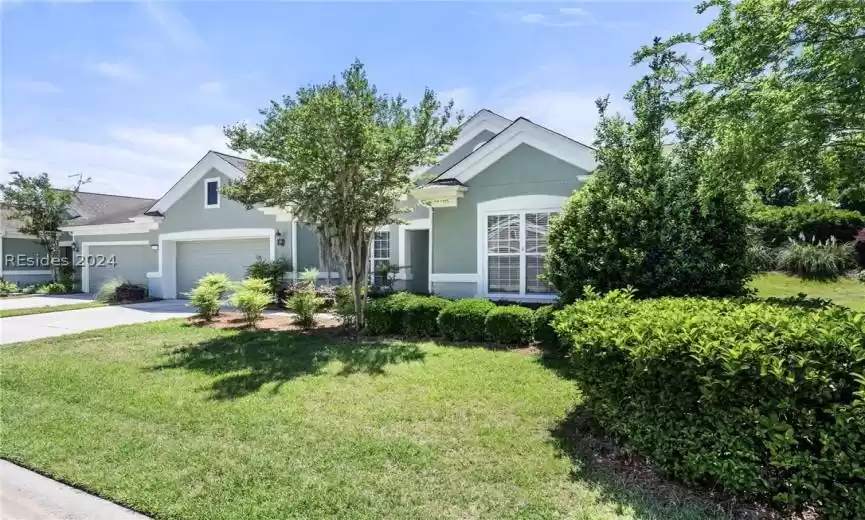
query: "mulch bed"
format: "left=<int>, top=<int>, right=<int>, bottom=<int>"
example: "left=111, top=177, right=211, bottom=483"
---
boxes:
left=188, top=312, right=344, bottom=336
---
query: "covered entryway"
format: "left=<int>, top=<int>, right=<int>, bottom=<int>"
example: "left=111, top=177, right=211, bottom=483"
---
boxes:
left=175, top=238, right=269, bottom=296
left=86, top=243, right=154, bottom=294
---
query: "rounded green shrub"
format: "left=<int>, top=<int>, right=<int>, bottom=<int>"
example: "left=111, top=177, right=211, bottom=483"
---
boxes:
left=403, top=296, right=449, bottom=337
left=437, top=298, right=495, bottom=342
left=532, top=305, right=562, bottom=354
left=554, top=293, right=865, bottom=518
left=188, top=284, right=221, bottom=320
left=485, top=305, right=533, bottom=346
left=752, top=203, right=865, bottom=245
left=364, top=292, right=416, bottom=336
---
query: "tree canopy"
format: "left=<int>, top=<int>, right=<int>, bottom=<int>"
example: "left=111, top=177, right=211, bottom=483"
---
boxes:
left=223, top=60, right=461, bottom=327
left=0, top=172, right=87, bottom=280
left=637, top=0, right=865, bottom=209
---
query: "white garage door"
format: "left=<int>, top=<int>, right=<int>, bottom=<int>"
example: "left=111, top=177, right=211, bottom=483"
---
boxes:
left=176, top=239, right=269, bottom=297
left=88, top=245, right=154, bottom=294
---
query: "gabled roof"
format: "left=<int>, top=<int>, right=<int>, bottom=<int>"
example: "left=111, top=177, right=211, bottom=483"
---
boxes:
left=426, top=117, right=596, bottom=185
left=145, top=150, right=249, bottom=215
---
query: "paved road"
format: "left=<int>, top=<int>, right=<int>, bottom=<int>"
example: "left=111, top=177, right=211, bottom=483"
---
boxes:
left=0, top=294, right=96, bottom=311
left=0, top=460, right=150, bottom=519
left=0, top=300, right=194, bottom=345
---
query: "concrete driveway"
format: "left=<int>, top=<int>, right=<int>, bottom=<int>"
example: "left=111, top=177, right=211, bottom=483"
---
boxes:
left=0, top=460, right=150, bottom=519
left=0, top=300, right=194, bottom=345
left=0, top=294, right=96, bottom=311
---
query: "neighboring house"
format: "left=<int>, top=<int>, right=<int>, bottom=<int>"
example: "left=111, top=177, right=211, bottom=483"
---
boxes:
left=53, top=109, right=595, bottom=301
left=0, top=193, right=155, bottom=286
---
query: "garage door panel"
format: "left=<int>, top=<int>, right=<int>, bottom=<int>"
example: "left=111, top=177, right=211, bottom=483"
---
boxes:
left=176, top=239, right=269, bottom=296
left=89, top=245, right=154, bottom=293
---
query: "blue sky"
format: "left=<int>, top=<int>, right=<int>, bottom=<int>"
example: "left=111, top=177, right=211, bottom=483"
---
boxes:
left=2, top=1, right=706, bottom=198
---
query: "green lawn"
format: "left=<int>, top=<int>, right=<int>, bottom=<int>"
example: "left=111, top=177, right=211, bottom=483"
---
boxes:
left=749, top=272, right=865, bottom=311
left=0, top=301, right=106, bottom=318
left=0, top=321, right=726, bottom=520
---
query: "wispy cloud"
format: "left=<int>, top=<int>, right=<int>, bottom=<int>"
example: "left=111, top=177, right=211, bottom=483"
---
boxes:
left=140, top=0, right=203, bottom=54
left=198, top=81, right=223, bottom=95
left=91, top=61, right=141, bottom=82
left=9, top=79, right=62, bottom=94
left=0, top=125, right=233, bottom=198
left=512, top=7, right=635, bottom=31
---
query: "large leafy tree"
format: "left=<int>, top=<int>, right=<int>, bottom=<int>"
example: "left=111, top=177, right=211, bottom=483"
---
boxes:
left=547, top=46, right=751, bottom=301
left=223, top=60, right=460, bottom=328
left=0, top=172, right=87, bottom=281
left=636, top=0, right=865, bottom=208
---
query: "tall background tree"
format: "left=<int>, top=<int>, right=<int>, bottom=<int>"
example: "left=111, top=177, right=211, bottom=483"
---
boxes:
left=0, top=172, right=88, bottom=281
left=546, top=46, right=751, bottom=301
left=637, top=0, right=865, bottom=210
left=223, top=60, right=460, bottom=328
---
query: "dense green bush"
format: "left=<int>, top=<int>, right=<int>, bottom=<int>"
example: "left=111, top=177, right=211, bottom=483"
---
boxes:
left=546, top=149, right=751, bottom=302
left=231, top=278, right=272, bottom=327
left=0, top=279, right=19, bottom=296
left=287, top=289, right=323, bottom=328
left=752, top=203, right=865, bottom=245
left=776, top=236, right=856, bottom=280
left=532, top=306, right=562, bottom=354
left=188, top=285, right=221, bottom=321
left=554, top=292, right=865, bottom=518
left=403, top=296, right=449, bottom=337
left=485, top=306, right=533, bottom=345
left=39, top=282, right=68, bottom=294
left=245, top=257, right=291, bottom=296
left=438, top=299, right=496, bottom=342
left=364, top=292, right=417, bottom=336
left=194, top=273, right=233, bottom=298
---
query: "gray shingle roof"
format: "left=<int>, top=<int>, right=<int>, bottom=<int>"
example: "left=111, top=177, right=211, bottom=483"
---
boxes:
left=212, top=151, right=252, bottom=173
left=64, top=191, right=156, bottom=226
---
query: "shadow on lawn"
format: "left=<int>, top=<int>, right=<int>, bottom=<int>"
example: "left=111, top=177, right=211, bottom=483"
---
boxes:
left=550, top=404, right=776, bottom=520
left=150, top=331, right=425, bottom=400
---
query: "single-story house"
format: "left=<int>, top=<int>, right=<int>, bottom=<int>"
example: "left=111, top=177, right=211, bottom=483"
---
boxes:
left=1, top=109, right=596, bottom=301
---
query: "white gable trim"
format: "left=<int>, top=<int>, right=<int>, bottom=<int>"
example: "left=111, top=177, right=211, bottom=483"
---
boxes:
left=410, top=109, right=511, bottom=179
left=146, top=151, right=246, bottom=215
left=450, top=119, right=597, bottom=184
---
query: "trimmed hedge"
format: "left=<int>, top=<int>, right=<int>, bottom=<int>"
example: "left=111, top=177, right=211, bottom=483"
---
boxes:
left=485, top=306, right=533, bottom=345
left=532, top=306, right=562, bottom=354
left=438, top=298, right=496, bottom=342
left=554, top=292, right=865, bottom=518
left=364, top=292, right=417, bottom=335
left=403, top=296, right=449, bottom=337
left=752, top=203, right=865, bottom=245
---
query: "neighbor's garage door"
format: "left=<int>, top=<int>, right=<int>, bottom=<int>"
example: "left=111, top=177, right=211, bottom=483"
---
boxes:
left=88, top=244, right=154, bottom=293
left=176, top=239, right=269, bottom=297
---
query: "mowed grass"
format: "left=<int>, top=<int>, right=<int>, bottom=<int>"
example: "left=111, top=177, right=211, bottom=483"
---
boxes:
left=749, top=272, right=865, bottom=311
left=0, top=301, right=106, bottom=318
left=0, top=321, right=725, bottom=520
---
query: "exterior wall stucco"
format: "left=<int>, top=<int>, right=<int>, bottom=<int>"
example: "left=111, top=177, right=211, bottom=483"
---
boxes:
left=158, top=168, right=293, bottom=261
left=432, top=143, right=588, bottom=274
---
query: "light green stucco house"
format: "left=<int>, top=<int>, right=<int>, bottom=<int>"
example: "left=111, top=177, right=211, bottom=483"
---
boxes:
left=6, top=109, right=595, bottom=301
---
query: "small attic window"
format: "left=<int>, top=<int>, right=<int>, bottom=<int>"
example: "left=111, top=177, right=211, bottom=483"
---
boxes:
left=62, top=206, right=80, bottom=219
left=204, top=178, right=220, bottom=208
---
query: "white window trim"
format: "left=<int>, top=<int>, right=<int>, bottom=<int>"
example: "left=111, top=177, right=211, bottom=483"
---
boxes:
left=476, top=195, right=565, bottom=301
left=204, top=177, right=221, bottom=209
left=81, top=240, right=150, bottom=293
left=370, top=229, right=391, bottom=284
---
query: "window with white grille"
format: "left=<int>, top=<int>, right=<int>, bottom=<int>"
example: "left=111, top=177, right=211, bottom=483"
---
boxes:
left=371, top=231, right=390, bottom=286
left=485, top=211, right=557, bottom=296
